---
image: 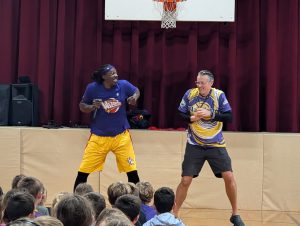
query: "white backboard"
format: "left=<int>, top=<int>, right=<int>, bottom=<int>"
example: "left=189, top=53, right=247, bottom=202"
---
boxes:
left=105, top=0, right=235, bottom=22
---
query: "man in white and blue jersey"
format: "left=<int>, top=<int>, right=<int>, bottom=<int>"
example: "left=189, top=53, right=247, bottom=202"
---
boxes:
left=173, top=70, right=244, bottom=226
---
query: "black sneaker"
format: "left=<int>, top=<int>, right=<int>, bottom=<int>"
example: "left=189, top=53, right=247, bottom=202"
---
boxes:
left=230, top=215, right=245, bottom=226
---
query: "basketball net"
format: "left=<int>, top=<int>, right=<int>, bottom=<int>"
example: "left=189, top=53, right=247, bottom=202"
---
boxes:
left=153, top=0, right=186, bottom=29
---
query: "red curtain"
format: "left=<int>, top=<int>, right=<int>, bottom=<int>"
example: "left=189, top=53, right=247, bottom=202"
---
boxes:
left=0, top=0, right=299, bottom=132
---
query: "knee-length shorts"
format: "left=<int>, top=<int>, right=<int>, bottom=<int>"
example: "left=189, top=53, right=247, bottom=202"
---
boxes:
left=79, top=130, right=137, bottom=173
left=182, top=143, right=232, bottom=178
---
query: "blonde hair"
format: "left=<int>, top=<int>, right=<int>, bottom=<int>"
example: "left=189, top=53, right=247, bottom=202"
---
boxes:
left=96, top=208, right=131, bottom=226
left=136, top=181, right=154, bottom=204
left=51, top=192, right=69, bottom=216
left=107, top=182, right=131, bottom=205
left=74, top=183, right=94, bottom=196
left=34, top=216, right=63, bottom=226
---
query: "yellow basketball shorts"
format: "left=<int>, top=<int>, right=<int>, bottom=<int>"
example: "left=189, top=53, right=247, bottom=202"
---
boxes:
left=78, top=130, right=137, bottom=173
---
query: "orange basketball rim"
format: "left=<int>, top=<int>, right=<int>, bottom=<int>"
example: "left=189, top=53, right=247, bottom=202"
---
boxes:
left=153, top=0, right=185, bottom=11
left=153, top=0, right=186, bottom=29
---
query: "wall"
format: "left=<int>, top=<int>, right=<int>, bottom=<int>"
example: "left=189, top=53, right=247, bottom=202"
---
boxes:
left=0, top=127, right=299, bottom=211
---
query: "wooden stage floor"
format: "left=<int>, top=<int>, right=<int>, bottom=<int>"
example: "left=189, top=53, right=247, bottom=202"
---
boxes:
left=179, top=209, right=300, bottom=226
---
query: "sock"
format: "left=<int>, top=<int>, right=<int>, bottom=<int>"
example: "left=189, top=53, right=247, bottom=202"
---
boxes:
left=126, top=170, right=140, bottom=184
left=73, top=171, right=89, bottom=192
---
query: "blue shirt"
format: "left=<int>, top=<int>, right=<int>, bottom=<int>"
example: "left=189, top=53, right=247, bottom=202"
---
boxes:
left=143, top=212, right=185, bottom=226
left=82, top=80, right=137, bottom=136
left=141, top=204, right=157, bottom=221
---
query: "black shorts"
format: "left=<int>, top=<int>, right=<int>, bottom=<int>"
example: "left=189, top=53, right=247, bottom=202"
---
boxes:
left=182, top=143, right=232, bottom=178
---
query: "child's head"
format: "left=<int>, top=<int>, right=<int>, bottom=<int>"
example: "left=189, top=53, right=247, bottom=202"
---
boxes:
left=74, top=183, right=94, bottom=196
left=136, top=181, right=154, bottom=204
left=1, top=189, right=23, bottom=222
left=154, top=187, right=175, bottom=214
left=54, top=194, right=93, bottom=226
left=51, top=191, right=69, bottom=215
left=17, top=176, right=43, bottom=205
left=33, top=216, right=63, bottom=226
left=107, top=182, right=131, bottom=205
left=83, top=192, right=106, bottom=219
left=6, top=218, right=40, bottom=226
left=2, top=189, right=20, bottom=206
left=126, top=182, right=139, bottom=197
left=3, top=191, right=35, bottom=223
left=11, top=174, right=26, bottom=189
left=114, top=194, right=141, bottom=223
left=96, top=208, right=132, bottom=226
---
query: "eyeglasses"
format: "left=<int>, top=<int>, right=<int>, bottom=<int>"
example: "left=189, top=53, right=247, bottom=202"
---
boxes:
left=7, top=218, right=41, bottom=226
left=195, top=81, right=210, bottom=86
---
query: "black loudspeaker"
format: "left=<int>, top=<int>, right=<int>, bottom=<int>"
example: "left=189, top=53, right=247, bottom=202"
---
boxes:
left=0, top=84, right=11, bottom=126
left=11, top=84, right=39, bottom=126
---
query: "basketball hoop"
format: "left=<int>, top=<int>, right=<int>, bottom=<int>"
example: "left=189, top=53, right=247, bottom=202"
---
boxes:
left=153, top=0, right=186, bottom=29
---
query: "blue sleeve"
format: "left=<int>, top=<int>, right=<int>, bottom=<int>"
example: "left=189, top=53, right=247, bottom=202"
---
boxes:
left=178, top=90, right=190, bottom=113
left=122, top=80, right=138, bottom=98
left=81, top=83, right=94, bottom=104
left=218, top=92, right=231, bottom=113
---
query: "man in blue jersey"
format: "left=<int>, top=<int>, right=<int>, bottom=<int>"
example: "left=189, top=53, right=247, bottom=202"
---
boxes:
left=74, top=64, right=140, bottom=191
left=173, top=70, right=244, bottom=226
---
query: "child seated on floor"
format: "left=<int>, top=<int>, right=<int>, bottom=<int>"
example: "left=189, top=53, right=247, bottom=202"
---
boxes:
left=136, top=182, right=156, bottom=221
left=143, top=187, right=185, bottom=226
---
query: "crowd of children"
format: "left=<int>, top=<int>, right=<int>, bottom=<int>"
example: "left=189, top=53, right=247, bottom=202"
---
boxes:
left=0, top=175, right=185, bottom=226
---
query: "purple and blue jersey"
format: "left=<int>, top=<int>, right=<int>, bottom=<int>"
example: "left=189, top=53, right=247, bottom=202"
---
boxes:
left=178, top=87, right=231, bottom=147
left=82, top=80, right=137, bottom=136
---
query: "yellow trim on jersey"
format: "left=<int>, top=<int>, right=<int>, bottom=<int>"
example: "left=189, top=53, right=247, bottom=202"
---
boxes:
left=188, top=88, right=200, bottom=100
left=188, top=88, right=227, bottom=147
left=191, top=136, right=226, bottom=147
left=192, top=121, right=223, bottom=138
